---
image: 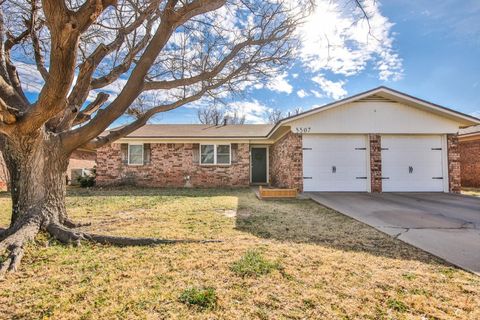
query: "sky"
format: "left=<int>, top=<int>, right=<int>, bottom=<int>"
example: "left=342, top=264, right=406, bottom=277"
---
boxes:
left=19, top=0, right=480, bottom=125
left=151, top=0, right=480, bottom=124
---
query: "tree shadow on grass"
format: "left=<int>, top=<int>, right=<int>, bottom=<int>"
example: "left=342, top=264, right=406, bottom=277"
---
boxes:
left=234, top=193, right=449, bottom=267
left=65, top=186, right=247, bottom=198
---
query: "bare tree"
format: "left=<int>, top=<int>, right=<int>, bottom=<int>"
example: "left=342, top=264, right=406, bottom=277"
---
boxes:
left=0, top=0, right=371, bottom=276
left=264, top=108, right=283, bottom=124
left=197, top=105, right=245, bottom=125
left=0, top=0, right=312, bottom=276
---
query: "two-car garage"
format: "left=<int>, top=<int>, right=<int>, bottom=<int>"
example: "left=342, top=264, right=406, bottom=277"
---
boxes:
left=283, top=87, right=480, bottom=193
left=302, top=134, right=446, bottom=192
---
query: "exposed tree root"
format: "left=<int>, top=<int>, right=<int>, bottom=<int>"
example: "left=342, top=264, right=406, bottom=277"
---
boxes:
left=62, top=219, right=92, bottom=229
left=1, top=221, right=221, bottom=278
left=0, top=222, right=39, bottom=279
left=47, top=223, right=222, bottom=246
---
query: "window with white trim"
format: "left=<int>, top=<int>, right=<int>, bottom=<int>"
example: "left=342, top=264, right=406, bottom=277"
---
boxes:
left=200, top=144, right=231, bottom=165
left=128, top=144, right=144, bottom=165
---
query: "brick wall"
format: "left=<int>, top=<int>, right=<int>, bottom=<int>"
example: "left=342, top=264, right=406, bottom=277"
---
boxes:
left=369, top=134, right=382, bottom=193
left=447, top=134, right=461, bottom=193
left=459, top=137, right=480, bottom=188
left=96, top=143, right=250, bottom=187
left=269, top=131, right=303, bottom=191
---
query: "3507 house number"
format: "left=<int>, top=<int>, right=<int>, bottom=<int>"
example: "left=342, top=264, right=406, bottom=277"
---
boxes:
left=295, top=127, right=311, bottom=133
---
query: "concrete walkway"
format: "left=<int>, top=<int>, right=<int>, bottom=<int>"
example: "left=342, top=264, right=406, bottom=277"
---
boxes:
left=307, top=192, right=480, bottom=274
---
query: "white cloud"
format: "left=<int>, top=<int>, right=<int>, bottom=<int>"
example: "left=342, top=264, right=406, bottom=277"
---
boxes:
left=266, top=72, right=293, bottom=94
left=310, top=90, right=323, bottom=98
left=228, top=99, right=269, bottom=123
left=296, top=89, right=309, bottom=98
left=297, top=0, right=403, bottom=81
left=312, top=75, right=347, bottom=100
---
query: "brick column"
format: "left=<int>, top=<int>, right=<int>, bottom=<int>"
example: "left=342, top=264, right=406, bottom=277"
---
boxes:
left=447, top=134, right=461, bottom=193
left=369, top=134, right=382, bottom=193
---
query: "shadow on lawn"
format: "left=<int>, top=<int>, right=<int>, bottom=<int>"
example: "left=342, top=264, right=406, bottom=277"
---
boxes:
left=234, top=195, right=447, bottom=266
left=0, top=186, right=448, bottom=267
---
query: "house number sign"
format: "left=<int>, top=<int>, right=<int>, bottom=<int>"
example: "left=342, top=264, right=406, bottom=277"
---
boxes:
left=294, top=127, right=311, bottom=133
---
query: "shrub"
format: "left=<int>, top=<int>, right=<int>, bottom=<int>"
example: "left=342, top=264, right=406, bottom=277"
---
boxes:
left=179, top=287, right=217, bottom=310
left=77, top=168, right=96, bottom=188
left=230, top=249, right=282, bottom=278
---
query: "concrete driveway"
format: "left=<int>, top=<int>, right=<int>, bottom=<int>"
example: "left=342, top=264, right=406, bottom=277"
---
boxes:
left=307, top=192, right=480, bottom=274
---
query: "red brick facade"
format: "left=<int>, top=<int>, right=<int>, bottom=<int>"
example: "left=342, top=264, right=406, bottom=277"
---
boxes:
left=92, top=133, right=462, bottom=193
left=269, top=132, right=303, bottom=191
left=96, top=143, right=250, bottom=187
left=447, top=134, right=461, bottom=193
left=369, top=134, right=382, bottom=193
left=459, top=137, right=480, bottom=188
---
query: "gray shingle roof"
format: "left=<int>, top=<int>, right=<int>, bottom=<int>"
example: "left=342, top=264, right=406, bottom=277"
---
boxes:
left=110, top=124, right=275, bottom=138
left=459, top=125, right=480, bottom=136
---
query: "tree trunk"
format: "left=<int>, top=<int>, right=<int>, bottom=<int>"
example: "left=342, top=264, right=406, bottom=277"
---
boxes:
left=3, top=129, right=69, bottom=230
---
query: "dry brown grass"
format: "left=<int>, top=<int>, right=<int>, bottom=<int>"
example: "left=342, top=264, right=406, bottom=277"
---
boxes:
left=0, top=187, right=479, bottom=319
left=462, top=188, right=480, bottom=197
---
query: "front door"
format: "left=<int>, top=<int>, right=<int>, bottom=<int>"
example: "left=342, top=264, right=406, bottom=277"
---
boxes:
left=251, top=147, right=267, bottom=184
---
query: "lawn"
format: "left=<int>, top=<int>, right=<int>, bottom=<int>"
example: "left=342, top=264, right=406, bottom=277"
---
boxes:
left=463, top=188, right=480, bottom=197
left=0, top=187, right=479, bottom=319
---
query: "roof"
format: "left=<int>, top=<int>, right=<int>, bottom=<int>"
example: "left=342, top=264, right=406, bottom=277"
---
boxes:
left=108, top=86, right=479, bottom=141
left=113, top=124, right=275, bottom=138
left=459, top=125, right=480, bottom=137
left=267, top=86, right=480, bottom=136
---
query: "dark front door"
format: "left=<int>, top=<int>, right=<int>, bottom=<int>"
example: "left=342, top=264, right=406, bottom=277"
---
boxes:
left=251, top=147, right=267, bottom=184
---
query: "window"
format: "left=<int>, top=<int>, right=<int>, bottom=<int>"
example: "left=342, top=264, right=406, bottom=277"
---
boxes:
left=200, top=144, right=231, bottom=165
left=201, top=145, right=215, bottom=164
left=128, top=144, right=144, bottom=165
left=216, top=145, right=230, bottom=164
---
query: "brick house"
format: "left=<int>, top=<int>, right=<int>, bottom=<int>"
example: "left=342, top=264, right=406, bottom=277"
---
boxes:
left=459, top=125, right=480, bottom=188
left=96, top=87, right=479, bottom=193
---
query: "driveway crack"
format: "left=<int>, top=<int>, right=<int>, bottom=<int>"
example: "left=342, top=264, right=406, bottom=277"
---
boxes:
left=393, top=228, right=409, bottom=239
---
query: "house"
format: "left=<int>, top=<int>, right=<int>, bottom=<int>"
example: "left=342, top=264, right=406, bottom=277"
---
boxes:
left=96, top=87, right=480, bottom=193
left=0, top=149, right=96, bottom=190
left=459, top=125, right=480, bottom=187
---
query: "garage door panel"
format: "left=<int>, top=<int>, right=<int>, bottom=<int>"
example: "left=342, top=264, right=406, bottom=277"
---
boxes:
left=382, top=135, right=444, bottom=192
left=303, top=135, right=368, bottom=192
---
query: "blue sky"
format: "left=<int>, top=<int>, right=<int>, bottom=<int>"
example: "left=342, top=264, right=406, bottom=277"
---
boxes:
left=19, top=0, right=480, bottom=125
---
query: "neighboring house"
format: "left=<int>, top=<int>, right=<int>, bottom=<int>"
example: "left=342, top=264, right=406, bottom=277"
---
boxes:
left=459, top=125, right=480, bottom=187
left=96, top=87, right=480, bottom=193
left=0, top=149, right=96, bottom=190
left=67, top=149, right=97, bottom=185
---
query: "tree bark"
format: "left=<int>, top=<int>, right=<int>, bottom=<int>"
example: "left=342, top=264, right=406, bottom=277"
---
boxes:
left=2, top=129, right=69, bottom=229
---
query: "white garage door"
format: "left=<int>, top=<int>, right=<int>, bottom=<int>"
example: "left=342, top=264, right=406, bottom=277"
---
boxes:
left=381, top=135, right=444, bottom=192
left=303, top=135, right=368, bottom=192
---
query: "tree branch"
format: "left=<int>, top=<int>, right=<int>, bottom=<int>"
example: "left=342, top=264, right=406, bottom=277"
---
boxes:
left=85, top=61, right=247, bottom=149
left=62, top=0, right=227, bottom=152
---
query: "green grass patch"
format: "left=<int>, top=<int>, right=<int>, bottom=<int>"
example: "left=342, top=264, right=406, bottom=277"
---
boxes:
left=230, top=249, right=282, bottom=278
left=387, top=298, right=409, bottom=313
left=179, top=287, right=217, bottom=310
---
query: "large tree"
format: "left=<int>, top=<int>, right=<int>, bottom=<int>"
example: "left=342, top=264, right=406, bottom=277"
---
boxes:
left=0, top=0, right=373, bottom=276
left=0, top=0, right=310, bottom=276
